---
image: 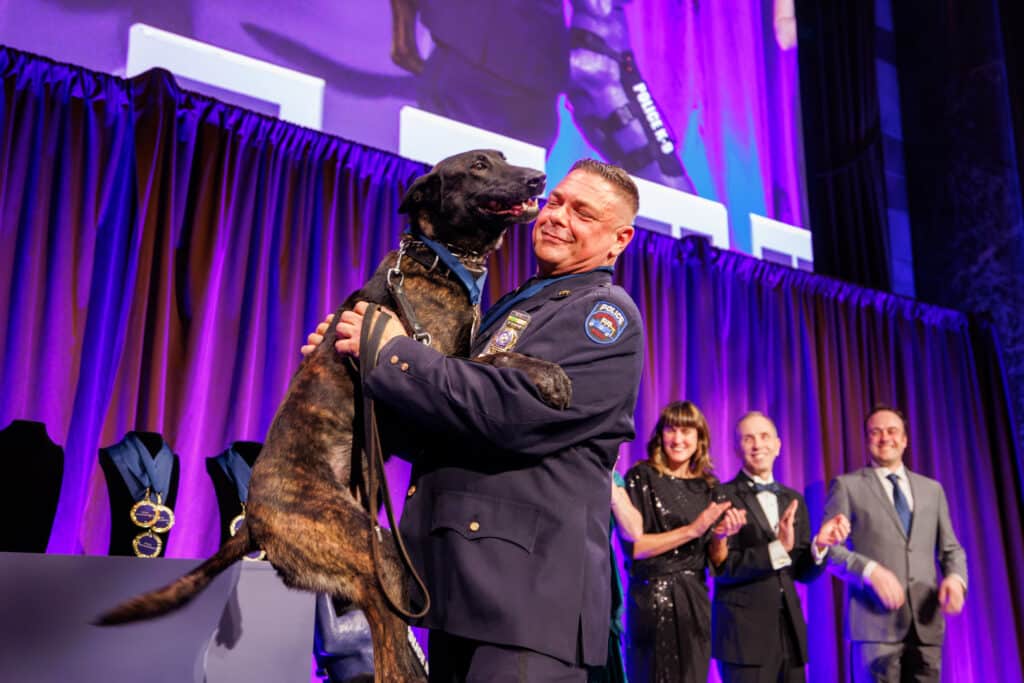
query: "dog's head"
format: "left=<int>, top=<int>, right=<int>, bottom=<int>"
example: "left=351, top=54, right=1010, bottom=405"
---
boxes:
left=399, top=149, right=546, bottom=254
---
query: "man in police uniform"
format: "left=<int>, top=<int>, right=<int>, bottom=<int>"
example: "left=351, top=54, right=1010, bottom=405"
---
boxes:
left=331, top=159, right=644, bottom=681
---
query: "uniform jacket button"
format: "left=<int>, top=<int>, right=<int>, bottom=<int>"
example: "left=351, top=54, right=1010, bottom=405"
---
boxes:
left=400, top=362, right=410, bottom=372
left=389, top=355, right=399, bottom=365
left=468, top=521, right=480, bottom=532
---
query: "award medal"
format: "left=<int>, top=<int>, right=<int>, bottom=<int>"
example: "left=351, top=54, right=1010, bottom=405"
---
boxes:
left=110, top=434, right=177, bottom=558
left=151, top=492, right=175, bottom=534
left=132, top=530, right=163, bottom=558
left=129, top=488, right=159, bottom=528
left=483, top=310, right=531, bottom=356
left=229, top=503, right=266, bottom=561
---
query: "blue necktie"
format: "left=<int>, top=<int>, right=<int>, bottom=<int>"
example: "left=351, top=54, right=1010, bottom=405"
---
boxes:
left=887, top=473, right=912, bottom=535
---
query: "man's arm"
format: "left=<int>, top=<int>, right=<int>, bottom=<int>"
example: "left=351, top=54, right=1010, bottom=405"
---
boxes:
left=712, top=491, right=779, bottom=584
left=824, top=475, right=905, bottom=610
left=935, top=483, right=967, bottom=614
left=362, top=296, right=643, bottom=456
left=823, top=476, right=872, bottom=580
left=790, top=495, right=826, bottom=583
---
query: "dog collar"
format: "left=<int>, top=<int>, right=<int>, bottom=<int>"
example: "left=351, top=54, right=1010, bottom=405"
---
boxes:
left=410, top=233, right=488, bottom=305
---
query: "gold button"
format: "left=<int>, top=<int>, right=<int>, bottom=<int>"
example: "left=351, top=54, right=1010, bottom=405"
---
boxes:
left=389, top=355, right=399, bottom=365
left=407, top=485, right=417, bottom=497
left=468, top=521, right=480, bottom=532
left=400, top=362, right=410, bottom=372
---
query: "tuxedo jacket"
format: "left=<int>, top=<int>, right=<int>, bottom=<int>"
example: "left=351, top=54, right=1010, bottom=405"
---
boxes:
left=712, top=472, right=823, bottom=666
left=824, top=466, right=967, bottom=644
left=365, top=269, right=643, bottom=666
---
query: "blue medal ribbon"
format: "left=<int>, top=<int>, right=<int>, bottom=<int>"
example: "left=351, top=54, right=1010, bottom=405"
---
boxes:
left=106, top=433, right=176, bottom=503
left=416, top=233, right=489, bottom=305
left=213, top=446, right=255, bottom=504
left=479, top=266, right=614, bottom=335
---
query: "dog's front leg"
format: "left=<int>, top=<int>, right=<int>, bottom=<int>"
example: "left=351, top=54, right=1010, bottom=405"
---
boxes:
left=475, top=352, right=572, bottom=410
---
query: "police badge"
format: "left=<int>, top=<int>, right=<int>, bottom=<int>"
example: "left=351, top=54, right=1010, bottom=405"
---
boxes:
left=483, top=310, right=532, bottom=356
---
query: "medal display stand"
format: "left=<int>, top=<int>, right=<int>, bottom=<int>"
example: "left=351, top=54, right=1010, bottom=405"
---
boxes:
left=99, top=431, right=180, bottom=557
left=0, top=420, right=64, bottom=552
left=206, top=441, right=262, bottom=546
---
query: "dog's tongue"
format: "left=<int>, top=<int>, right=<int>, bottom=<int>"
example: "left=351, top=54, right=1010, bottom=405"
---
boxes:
left=488, top=200, right=526, bottom=216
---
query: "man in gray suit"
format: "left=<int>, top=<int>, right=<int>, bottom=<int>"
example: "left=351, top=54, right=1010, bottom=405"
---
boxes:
left=824, top=405, right=967, bottom=682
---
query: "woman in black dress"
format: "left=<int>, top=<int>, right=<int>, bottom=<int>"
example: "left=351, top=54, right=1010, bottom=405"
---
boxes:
left=623, top=400, right=744, bottom=683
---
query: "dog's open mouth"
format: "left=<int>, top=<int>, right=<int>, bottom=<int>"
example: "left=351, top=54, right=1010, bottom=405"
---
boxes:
left=483, top=197, right=539, bottom=218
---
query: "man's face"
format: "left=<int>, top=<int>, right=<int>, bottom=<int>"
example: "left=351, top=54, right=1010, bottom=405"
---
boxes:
left=866, top=410, right=908, bottom=469
left=532, top=170, right=635, bottom=277
left=737, top=414, right=781, bottom=479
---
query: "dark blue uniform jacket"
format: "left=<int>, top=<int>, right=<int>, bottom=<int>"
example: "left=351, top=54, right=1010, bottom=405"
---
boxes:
left=365, top=268, right=644, bottom=666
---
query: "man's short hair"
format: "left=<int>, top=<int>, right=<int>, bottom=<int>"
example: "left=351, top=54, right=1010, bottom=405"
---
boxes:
left=569, top=158, right=639, bottom=218
left=735, top=410, right=778, bottom=442
left=864, top=403, right=909, bottom=435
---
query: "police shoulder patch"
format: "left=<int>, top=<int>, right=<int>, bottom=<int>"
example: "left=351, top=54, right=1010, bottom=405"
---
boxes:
left=584, top=300, right=628, bottom=344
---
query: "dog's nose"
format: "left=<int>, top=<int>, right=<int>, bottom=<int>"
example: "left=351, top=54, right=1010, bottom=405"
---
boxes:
left=527, top=174, right=546, bottom=194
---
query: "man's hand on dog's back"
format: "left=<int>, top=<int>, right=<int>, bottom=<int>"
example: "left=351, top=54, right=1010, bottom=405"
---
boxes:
left=300, top=302, right=407, bottom=360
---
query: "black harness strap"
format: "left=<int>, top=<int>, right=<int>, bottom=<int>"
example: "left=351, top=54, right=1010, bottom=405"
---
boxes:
left=359, top=303, right=430, bottom=620
left=387, top=246, right=432, bottom=346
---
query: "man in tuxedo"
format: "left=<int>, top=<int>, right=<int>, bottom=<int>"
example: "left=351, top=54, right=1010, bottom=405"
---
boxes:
left=712, top=411, right=849, bottom=683
left=824, top=405, right=967, bottom=682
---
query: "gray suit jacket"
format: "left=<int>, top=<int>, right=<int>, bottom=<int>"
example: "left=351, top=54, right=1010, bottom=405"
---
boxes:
left=824, top=466, right=967, bottom=644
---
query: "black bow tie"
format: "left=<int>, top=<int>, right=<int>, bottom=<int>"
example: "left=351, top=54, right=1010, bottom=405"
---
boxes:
left=752, top=481, right=781, bottom=494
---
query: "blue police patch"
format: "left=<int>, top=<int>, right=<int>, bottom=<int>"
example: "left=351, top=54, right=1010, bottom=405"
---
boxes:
left=584, top=301, right=628, bottom=344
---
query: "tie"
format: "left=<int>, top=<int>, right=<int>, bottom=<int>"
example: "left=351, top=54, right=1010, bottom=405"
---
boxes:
left=887, top=473, right=912, bottom=535
left=753, top=481, right=781, bottom=494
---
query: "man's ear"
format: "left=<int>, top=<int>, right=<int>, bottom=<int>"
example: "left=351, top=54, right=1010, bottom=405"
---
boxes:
left=399, top=171, right=441, bottom=214
left=610, top=224, right=635, bottom=258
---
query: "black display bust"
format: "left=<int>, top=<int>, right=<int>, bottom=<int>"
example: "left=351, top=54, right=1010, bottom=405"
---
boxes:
left=99, top=431, right=180, bottom=557
left=206, top=441, right=263, bottom=545
left=0, top=420, right=64, bottom=552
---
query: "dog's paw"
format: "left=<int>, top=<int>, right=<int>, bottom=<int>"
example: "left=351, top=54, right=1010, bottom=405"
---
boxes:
left=477, top=352, right=572, bottom=410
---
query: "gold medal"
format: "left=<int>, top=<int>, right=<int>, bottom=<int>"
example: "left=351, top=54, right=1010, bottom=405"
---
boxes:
left=129, top=488, right=158, bottom=528
left=230, top=504, right=265, bottom=561
left=132, top=530, right=162, bottom=558
left=229, top=510, right=245, bottom=537
left=151, top=492, right=175, bottom=533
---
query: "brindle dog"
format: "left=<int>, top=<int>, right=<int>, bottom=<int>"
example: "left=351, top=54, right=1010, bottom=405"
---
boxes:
left=98, top=150, right=571, bottom=681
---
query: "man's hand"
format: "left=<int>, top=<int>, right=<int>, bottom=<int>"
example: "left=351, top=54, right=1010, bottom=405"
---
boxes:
left=866, top=564, right=906, bottom=610
left=938, top=576, right=965, bottom=615
left=776, top=499, right=799, bottom=551
left=300, top=314, right=333, bottom=356
left=813, top=513, right=851, bottom=554
left=335, top=301, right=407, bottom=358
left=712, top=508, right=747, bottom=540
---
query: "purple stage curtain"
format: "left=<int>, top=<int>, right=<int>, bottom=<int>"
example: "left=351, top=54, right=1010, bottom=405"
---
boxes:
left=2, top=47, right=1022, bottom=682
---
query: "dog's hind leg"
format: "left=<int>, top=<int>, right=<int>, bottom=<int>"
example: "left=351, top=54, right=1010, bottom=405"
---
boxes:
left=251, top=495, right=426, bottom=680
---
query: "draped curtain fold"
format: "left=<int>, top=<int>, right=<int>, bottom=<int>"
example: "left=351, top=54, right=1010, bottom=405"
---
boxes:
left=1, top=47, right=1021, bottom=682
left=796, top=0, right=892, bottom=290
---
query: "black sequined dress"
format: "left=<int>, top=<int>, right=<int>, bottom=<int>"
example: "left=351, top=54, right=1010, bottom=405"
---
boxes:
left=624, top=462, right=714, bottom=683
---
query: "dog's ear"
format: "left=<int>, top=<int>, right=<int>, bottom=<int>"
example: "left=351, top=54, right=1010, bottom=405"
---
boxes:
left=399, top=171, right=441, bottom=215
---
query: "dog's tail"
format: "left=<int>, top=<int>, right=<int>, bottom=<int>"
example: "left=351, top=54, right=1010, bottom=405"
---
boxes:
left=95, top=524, right=253, bottom=625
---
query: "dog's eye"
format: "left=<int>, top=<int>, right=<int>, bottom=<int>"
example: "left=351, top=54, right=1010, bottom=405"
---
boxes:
left=472, top=160, right=488, bottom=170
